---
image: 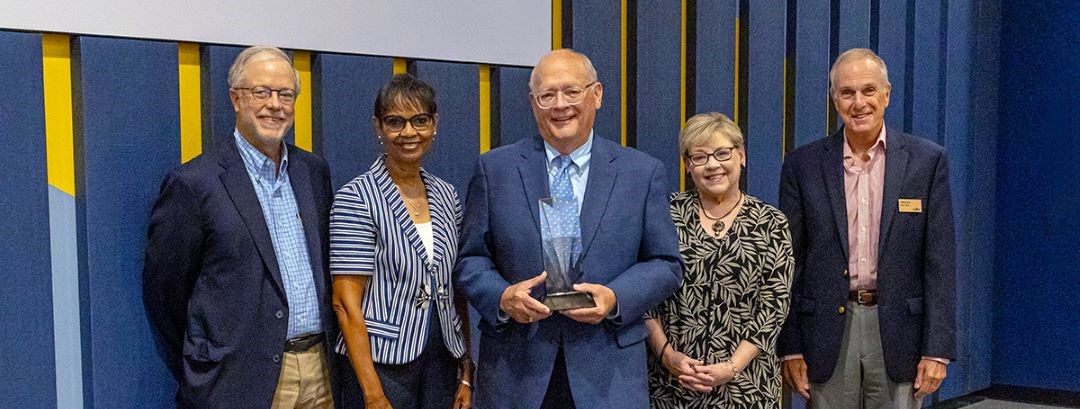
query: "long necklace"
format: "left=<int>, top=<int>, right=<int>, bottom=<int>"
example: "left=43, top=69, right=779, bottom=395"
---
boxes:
left=402, top=196, right=424, bottom=216
left=396, top=182, right=426, bottom=217
left=700, top=192, right=743, bottom=237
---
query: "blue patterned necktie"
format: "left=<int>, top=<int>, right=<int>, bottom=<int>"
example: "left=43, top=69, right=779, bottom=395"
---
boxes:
left=550, top=155, right=580, bottom=236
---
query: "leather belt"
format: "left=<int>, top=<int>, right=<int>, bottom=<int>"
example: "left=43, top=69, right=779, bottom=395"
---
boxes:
left=284, top=332, right=324, bottom=353
left=848, top=289, right=878, bottom=306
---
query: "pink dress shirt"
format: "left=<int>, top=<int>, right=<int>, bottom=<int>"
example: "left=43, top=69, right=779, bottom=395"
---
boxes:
left=843, top=128, right=887, bottom=291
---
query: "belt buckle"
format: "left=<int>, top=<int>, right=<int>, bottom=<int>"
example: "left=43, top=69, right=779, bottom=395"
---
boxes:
left=856, top=289, right=874, bottom=305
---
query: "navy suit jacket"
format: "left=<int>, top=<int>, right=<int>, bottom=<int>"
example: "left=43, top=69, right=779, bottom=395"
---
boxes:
left=776, top=127, right=956, bottom=383
left=454, top=136, right=683, bottom=409
left=143, top=139, right=334, bottom=409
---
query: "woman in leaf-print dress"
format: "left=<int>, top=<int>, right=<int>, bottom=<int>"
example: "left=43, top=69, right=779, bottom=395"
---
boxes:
left=645, top=112, right=794, bottom=408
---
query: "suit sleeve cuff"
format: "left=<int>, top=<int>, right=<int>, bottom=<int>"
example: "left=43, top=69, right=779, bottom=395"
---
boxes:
left=605, top=302, right=621, bottom=323
left=497, top=309, right=510, bottom=324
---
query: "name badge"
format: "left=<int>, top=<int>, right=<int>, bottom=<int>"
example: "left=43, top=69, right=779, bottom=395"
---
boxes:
left=898, top=199, right=923, bottom=213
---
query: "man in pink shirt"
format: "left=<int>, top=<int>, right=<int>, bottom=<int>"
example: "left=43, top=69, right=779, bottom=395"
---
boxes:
left=777, top=48, right=956, bottom=408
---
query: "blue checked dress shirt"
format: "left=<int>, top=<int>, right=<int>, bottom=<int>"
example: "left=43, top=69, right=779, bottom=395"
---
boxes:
left=234, top=131, right=322, bottom=339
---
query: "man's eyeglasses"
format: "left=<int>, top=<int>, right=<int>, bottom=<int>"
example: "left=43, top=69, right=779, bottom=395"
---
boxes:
left=531, top=82, right=599, bottom=109
left=233, top=87, right=297, bottom=104
left=686, top=147, right=736, bottom=166
left=380, top=113, right=435, bottom=132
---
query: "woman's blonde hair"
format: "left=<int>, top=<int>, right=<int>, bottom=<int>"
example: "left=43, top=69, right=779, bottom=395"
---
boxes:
left=679, top=112, right=744, bottom=156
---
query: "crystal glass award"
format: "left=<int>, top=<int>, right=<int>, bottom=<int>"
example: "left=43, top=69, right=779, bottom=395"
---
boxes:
left=538, top=198, right=596, bottom=310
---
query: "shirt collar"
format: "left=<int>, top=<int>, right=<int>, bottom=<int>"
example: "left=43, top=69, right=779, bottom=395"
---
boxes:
left=234, top=129, right=288, bottom=180
left=544, top=130, right=594, bottom=171
left=843, top=126, right=888, bottom=159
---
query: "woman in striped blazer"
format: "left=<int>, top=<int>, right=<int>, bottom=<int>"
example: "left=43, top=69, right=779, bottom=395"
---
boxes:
left=331, top=74, right=472, bottom=409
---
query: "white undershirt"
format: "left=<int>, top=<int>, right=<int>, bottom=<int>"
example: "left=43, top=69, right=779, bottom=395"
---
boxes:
left=414, top=222, right=434, bottom=263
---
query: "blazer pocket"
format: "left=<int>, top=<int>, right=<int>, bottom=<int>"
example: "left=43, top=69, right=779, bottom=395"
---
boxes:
left=365, top=318, right=402, bottom=340
left=907, top=297, right=924, bottom=315
left=615, top=322, right=647, bottom=348
left=183, top=335, right=229, bottom=363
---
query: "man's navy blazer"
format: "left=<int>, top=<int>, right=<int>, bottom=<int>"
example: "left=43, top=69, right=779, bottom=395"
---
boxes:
left=454, top=136, right=683, bottom=409
left=143, top=139, right=334, bottom=408
left=776, top=127, right=956, bottom=383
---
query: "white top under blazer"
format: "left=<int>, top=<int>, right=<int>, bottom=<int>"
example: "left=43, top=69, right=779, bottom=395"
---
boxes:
left=329, top=156, right=466, bottom=364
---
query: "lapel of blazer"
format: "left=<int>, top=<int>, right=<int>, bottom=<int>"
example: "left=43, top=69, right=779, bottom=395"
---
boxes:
left=518, top=138, right=550, bottom=237
left=286, top=148, right=328, bottom=298
left=579, top=138, right=617, bottom=258
left=216, top=139, right=286, bottom=294
left=878, top=127, right=909, bottom=257
left=373, top=157, right=431, bottom=266
left=823, top=129, right=851, bottom=260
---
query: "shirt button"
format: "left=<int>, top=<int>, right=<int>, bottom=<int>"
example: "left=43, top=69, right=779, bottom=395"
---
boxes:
left=860, top=257, right=867, bottom=262
left=275, top=310, right=285, bottom=319
left=272, top=354, right=281, bottom=363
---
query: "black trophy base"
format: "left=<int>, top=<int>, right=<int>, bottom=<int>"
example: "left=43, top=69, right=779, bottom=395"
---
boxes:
left=543, top=291, right=596, bottom=311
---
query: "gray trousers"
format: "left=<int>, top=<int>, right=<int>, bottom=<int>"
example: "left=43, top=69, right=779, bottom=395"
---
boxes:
left=809, top=303, right=922, bottom=409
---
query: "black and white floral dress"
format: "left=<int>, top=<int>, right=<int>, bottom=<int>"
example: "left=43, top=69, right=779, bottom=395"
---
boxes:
left=647, top=191, right=794, bottom=409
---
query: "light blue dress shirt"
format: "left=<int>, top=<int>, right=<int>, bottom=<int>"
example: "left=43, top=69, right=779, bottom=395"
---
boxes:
left=543, top=131, right=594, bottom=210
left=234, top=131, right=322, bottom=339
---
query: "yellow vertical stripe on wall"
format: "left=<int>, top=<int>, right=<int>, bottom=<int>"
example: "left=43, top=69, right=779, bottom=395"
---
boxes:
left=393, top=58, right=407, bottom=75
left=479, top=65, right=492, bottom=153
left=679, top=0, right=688, bottom=191
left=552, top=0, right=563, bottom=49
left=42, top=34, right=75, bottom=196
left=620, top=0, right=628, bottom=147
left=293, top=51, right=313, bottom=152
left=178, top=43, right=202, bottom=163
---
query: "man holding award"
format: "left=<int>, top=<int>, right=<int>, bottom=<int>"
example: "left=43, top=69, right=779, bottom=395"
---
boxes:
left=455, top=49, right=683, bottom=409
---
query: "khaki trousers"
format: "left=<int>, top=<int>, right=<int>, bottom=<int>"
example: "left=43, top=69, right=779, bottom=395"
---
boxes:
left=270, top=343, right=334, bottom=409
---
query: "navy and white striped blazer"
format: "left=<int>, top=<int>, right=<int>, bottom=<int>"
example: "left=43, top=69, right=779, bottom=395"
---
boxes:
left=330, top=156, right=466, bottom=364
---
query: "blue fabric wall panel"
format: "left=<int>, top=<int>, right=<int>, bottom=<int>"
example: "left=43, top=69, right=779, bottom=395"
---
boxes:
left=635, top=0, right=683, bottom=193
left=876, top=0, right=909, bottom=131
left=414, top=61, right=480, bottom=193
left=202, top=45, right=246, bottom=148
left=910, top=0, right=942, bottom=143
left=962, top=0, right=1000, bottom=395
left=793, top=0, right=831, bottom=148
left=497, top=66, right=534, bottom=147
left=571, top=0, right=622, bottom=143
left=0, top=30, right=58, bottom=409
left=838, top=0, right=871, bottom=51
left=315, top=53, right=393, bottom=190
left=694, top=0, right=737, bottom=117
left=996, top=0, right=1080, bottom=392
left=745, top=3, right=786, bottom=205
left=938, top=0, right=969, bottom=399
left=75, top=36, right=179, bottom=408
